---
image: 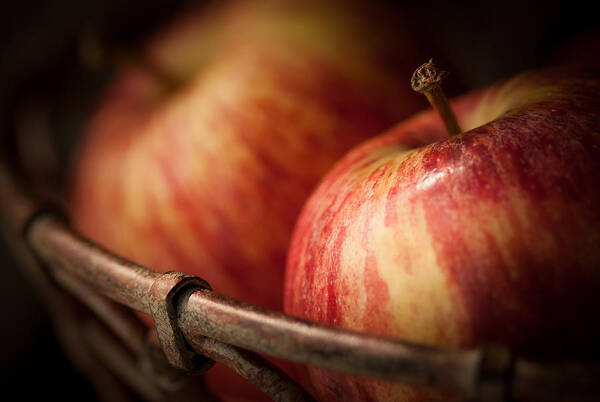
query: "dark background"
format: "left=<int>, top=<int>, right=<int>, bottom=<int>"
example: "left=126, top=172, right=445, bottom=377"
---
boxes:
left=0, top=0, right=598, bottom=400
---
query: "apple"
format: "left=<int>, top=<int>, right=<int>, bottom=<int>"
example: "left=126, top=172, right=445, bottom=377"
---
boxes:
left=284, top=64, right=600, bottom=401
left=68, top=0, right=443, bottom=399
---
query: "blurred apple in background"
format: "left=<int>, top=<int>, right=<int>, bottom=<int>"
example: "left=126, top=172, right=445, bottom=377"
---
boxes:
left=284, top=64, right=600, bottom=401
left=69, top=0, right=440, bottom=314
left=68, top=0, right=448, bottom=399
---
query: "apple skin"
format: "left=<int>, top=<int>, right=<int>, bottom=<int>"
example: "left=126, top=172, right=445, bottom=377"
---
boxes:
left=68, top=0, right=442, bottom=399
left=283, top=67, right=600, bottom=401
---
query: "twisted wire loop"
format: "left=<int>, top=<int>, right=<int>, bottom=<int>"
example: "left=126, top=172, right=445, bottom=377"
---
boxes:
left=148, top=271, right=215, bottom=373
left=2, top=163, right=600, bottom=402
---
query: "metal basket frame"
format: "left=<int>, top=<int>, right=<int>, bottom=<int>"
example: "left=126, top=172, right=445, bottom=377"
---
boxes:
left=1, top=161, right=600, bottom=402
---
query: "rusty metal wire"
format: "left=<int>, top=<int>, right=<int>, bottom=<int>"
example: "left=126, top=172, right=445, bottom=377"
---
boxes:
left=1, top=164, right=600, bottom=402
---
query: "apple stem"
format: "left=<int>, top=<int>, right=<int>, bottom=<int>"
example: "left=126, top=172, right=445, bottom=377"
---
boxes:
left=411, top=59, right=462, bottom=137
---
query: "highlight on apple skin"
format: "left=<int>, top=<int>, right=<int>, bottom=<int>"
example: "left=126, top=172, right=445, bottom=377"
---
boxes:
left=68, top=0, right=446, bottom=399
left=284, top=66, right=600, bottom=401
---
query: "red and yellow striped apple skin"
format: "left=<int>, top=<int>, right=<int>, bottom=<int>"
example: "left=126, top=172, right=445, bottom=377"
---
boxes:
left=69, top=1, right=439, bottom=399
left=284, top=69, right=600, bottom=401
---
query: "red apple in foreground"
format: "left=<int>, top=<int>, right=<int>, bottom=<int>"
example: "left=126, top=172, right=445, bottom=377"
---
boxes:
left=284, top=65, right=600, bottom=401
left=68, top=0, right=442, bottom=399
